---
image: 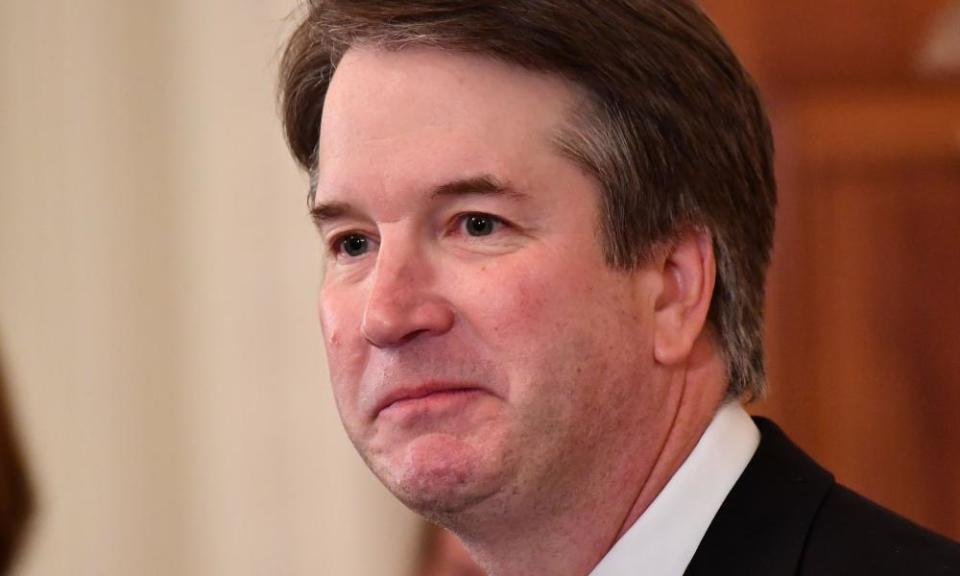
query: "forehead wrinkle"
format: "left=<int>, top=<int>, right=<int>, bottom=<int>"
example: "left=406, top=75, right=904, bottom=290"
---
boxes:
left=312, top=51, right=589, bottom=217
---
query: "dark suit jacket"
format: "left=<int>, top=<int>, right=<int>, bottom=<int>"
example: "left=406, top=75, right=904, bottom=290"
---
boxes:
left=683, top=418, right=960, bottom=575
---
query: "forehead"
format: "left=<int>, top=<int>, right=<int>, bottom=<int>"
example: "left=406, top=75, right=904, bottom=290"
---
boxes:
left=315, top=47, right=584, bottom=202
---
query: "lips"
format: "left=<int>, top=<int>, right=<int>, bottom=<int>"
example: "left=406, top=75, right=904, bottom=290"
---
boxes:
left=374, top=383, right=486, bottom=417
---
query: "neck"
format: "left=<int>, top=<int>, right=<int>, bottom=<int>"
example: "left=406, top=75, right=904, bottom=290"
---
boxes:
left=607, top=343, right=730, bottom=548
left=450, top=338, right=730, bottom=576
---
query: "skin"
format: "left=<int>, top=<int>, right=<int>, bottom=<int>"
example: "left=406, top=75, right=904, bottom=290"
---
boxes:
left=313, top=47, right=729, bottom=576
left=421, top=527, right=485, bottom=576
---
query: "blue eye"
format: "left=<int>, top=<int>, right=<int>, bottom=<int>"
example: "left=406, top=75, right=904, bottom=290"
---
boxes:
left=338, top=234, right=370, bottom=257
left=463, top=214, right=498, bottom=237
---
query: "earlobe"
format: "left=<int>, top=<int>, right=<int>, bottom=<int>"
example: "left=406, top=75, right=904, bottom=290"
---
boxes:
left=652, top=229, right=716, bottom=366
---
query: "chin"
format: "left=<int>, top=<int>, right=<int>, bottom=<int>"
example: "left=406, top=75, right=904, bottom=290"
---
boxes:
left=395, top=479, right=492, bottom=519
left=371, top=433, right=502, bottom=517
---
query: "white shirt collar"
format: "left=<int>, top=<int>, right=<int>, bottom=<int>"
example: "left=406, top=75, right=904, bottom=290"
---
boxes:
left=588, top=401, right=760, bottom=576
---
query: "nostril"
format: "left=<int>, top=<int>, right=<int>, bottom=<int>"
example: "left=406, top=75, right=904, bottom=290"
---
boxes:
left=398, top=328, right=430, bottom=345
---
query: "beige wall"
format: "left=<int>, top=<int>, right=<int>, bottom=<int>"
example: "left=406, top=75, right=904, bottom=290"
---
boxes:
left=0, top=1, right=419, bottom=574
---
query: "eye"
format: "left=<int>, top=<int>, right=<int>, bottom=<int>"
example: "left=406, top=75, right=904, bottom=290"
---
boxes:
left=335, top=233, right=372, bottom=258
left=461, top=213, right=500, bottom=237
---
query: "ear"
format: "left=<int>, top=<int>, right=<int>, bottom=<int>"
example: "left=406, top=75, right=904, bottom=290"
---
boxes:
left=652, top=228, right=716, bottom=367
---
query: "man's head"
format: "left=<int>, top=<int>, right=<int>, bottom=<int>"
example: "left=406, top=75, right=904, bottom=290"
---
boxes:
left=279, top=0, right=774, bottom=539
left=281, top=0, right=776, bottom=401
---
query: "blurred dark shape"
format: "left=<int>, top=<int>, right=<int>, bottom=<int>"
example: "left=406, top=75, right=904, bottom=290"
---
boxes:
left=0, top=351, right=33, bottom=573
left=412, top=524, right=485, bottom=576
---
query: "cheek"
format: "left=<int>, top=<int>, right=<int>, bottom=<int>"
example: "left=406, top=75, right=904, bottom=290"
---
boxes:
left=454, top=261, right=551, bottom=343
left=318, top=282, right=349, bottom=346
left=318, top=284, right=369, bottom=411
left=453, top=256, right=602, bottom=384
left=475, top=257, right=608, bottom=344
left=461, top=257, right=647, bottom=405
left=318, top=280, right=368, bottom=350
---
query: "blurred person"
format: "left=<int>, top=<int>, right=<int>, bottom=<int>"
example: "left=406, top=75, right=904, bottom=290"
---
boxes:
left=0, top=350, right=33, bottom=573
left=278, top=1, right=960, bottom=574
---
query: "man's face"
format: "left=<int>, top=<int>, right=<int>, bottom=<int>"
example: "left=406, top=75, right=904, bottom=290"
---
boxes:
left=314, top=47, right=671, bottom=521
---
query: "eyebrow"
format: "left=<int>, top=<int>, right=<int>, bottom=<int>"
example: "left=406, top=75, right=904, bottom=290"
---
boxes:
left=309, top=174, right=527, bottom=229
left=309, top=200, right=358, bottom=230
left=431, top=174, right=525, bottom=200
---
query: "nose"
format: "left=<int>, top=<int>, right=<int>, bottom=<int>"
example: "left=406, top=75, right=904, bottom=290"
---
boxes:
left=360, top=241, right=455, bottom=348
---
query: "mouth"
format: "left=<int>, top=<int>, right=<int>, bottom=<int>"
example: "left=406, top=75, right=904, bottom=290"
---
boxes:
left=375, top=384, right=487, bottom=418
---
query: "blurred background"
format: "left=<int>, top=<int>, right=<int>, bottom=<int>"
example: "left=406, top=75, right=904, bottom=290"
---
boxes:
left=0, top=1, right=958, bottom=575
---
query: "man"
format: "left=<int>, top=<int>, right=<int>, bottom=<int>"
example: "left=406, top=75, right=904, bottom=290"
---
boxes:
left=278, top=1, right=960, bottom=574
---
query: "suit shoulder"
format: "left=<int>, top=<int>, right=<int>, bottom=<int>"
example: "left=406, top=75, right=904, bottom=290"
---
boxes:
left=801, top=484, right=960, bottom=575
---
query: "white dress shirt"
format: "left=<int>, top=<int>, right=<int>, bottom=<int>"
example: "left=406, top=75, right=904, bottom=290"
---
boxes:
left=589, top=401, right=760, bottom=576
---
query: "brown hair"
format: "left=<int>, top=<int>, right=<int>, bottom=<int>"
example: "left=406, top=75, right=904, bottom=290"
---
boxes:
left=279, top=0, right=777, bottom=399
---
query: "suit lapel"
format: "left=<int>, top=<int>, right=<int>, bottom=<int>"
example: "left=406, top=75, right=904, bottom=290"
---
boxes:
left=683, top=418, right=834, bottom=576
